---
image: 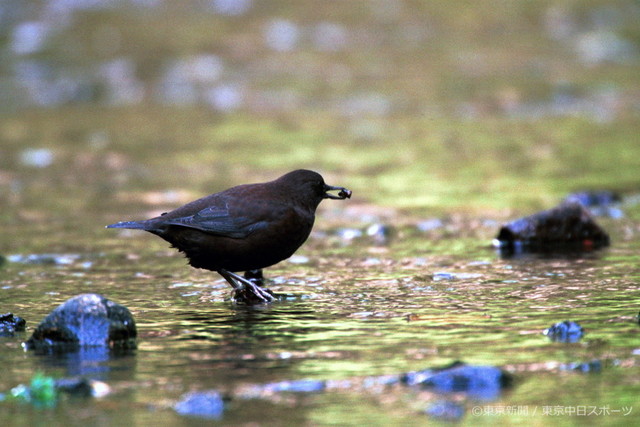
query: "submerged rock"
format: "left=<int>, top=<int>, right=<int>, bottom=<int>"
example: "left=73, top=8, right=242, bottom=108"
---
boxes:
left=3, top=374, right=110, bottom=409
left=543, top=320, right=584, bottom=343
left=494, top=203, right=609, bottom=255
left=402, top=361, right=512, bottom=400
left=55, top=377, right=111, bottom=398
left=24, top=293, right=136, bottom=351
left=175, top=390, right=225, bottom=420
left=7, top=372, right=57, bottom=408
left=240, top=362, right=511, bottom=402
left=0, top=313, right=26, bottom=337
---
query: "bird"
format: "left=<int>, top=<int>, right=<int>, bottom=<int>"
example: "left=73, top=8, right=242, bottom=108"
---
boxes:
left=106, top=169, right=351, bottom=304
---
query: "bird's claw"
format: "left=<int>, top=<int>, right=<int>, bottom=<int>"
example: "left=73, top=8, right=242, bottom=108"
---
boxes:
left=233, top=283, right=275, bottom=305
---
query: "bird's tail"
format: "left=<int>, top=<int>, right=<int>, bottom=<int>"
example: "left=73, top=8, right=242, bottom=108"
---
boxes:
left=105, top=220, right=150, bottom=230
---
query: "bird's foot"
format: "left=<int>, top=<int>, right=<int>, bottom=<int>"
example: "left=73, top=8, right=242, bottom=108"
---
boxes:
left=233, top=283, right=275, bottom=305
left=219, top=269, right=275, bottom=305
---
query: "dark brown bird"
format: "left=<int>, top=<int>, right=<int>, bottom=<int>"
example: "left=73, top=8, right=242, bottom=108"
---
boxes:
left=106, top=169, right=351, bottom=304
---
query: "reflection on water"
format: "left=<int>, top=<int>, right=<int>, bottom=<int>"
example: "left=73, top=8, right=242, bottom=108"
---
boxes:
left=33, top=347, right=135, bottom=378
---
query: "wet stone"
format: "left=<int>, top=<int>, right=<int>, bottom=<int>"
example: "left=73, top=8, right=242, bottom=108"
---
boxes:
left=0, top=313, right=26, bottom=337
left=24, top=293, right=136, bottom=350
left=402, top=361, right=512, bottom=400
left=174, top=390, right=224, bottom=420
left=543, top=320, right=584, bottom=343
left=494, top=203, right=610, bottom=255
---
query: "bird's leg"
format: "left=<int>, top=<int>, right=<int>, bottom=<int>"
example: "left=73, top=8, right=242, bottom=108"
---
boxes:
left=217, top=269, right=243, bottom=291
left=218, top=269, right=275, bottom=304
left=244, top=269, right=264, bottom=286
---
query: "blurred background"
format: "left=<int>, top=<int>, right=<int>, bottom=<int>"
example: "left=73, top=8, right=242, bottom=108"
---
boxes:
left=1, top=0, right=639, bottom=223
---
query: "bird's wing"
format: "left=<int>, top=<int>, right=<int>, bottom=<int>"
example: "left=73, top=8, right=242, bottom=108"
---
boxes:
left=162, top=204, right=271, bottom=239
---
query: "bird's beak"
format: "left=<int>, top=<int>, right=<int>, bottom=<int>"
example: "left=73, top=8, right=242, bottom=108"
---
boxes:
left=323, top=184, right=352, bottom=200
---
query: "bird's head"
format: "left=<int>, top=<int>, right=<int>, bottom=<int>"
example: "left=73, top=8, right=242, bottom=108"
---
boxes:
left=277, top=169, right=351, bottom=209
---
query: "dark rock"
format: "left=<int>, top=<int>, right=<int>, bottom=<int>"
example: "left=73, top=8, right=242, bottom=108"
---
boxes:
left=55, top=377, right=94, bottom=397
left=175, top=390, right=224, bottom=420
left=0, top=313, right=26, bottom=337
left=494, top=203, right=609, bottom=255
left=24, top=293, right=136, bottom=350
left=425, top=400, right=465, bottom=421
left=402, top=361, right=512, bottom=400
left=543, top=321, right=583, bottom=343
left=54, top=377, right=110, bottom=397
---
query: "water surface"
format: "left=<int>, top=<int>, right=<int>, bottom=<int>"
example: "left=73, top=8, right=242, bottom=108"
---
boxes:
left=1, top=1, right=639, bottom=425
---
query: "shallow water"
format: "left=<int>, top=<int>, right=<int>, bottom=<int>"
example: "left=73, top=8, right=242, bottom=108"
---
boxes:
left=1, top=1, right=640, bottom=425
left=2, top=216, right=639, bottom=425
